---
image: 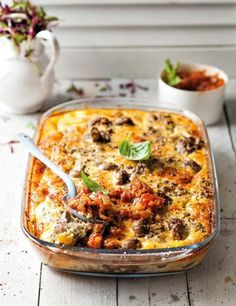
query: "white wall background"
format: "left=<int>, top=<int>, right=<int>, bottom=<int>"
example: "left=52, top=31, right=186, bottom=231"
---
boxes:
left=5, top=0, right=236, bottom=79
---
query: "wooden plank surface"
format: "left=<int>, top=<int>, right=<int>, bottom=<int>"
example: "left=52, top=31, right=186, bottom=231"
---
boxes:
left=39, top=267, right=117, bottom=306
left=37, top=79, right=190, bottom=306
left=187, top=220, right=236, bottom=306
left=1, top=78, right=236, bottom=306
left=118, top=275, right=189, bottom=306
left=225, top=80, right=236, bottom=152
left=186, top=116, right=236, bottom=305
left=207, top=115, right=236, bottom=219
left=0, top=114, right=40, bottom=306
left=113, top=79, right=187, bottom=306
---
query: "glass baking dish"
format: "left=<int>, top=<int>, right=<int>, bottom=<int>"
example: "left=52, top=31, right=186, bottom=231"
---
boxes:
left=21, top=98, right=220, bottom=277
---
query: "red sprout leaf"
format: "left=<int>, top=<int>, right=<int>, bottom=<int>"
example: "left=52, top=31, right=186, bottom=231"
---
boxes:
left=0, top=139, right=20, bottom=154
left=119, top=81, right=149, bottom=96
left=0, top=1, right=58, bottom=56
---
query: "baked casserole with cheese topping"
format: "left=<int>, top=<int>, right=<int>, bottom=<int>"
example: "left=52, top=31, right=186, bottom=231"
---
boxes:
left=22, top=98, right=219, bottom=275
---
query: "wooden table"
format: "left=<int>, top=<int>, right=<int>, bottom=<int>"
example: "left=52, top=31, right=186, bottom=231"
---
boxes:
left=1, top=79, right=236, bottom=306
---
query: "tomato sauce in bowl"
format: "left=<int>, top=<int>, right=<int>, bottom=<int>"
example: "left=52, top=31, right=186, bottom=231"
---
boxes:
left=176, top=70, right=225, bottom=91
left=158, top=63, right=228, bottom=125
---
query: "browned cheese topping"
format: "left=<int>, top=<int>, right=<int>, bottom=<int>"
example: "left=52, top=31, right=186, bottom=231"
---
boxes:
left=27, top=108, right=214, bottom=249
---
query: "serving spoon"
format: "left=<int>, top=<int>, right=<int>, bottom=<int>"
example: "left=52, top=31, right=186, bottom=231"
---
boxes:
left=18, top=133, right=108, bottom=225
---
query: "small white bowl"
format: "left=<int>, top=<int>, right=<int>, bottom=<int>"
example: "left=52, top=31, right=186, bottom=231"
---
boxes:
left=158, top=63, right=228, bottom=125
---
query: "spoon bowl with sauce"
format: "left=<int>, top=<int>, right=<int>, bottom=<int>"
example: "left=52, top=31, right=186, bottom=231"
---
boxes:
left=18, top=133, right=109, bottom=225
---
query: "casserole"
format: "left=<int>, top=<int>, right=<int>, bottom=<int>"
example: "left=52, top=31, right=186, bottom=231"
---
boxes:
left=158, top=63, right=228, bottom=125
left=21, top=98, right=220, bottom=276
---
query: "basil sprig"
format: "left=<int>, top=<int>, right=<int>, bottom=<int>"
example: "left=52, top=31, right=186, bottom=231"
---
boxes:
left=119, top=139, right=151, bottom=161
left=81, top=171, right=108, bottom=194
left=164, top=59, right=182, bottom=86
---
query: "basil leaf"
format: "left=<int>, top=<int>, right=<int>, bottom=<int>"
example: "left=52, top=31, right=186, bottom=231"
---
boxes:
left=13, top=33, right=26, bottom=46
left=39, top=7, right=46, bottom=18
left=12, top=2, right=28, bottom=10
left=81, top=171, right=108, bottom=194
left=44, top=16, right=58, bottom=22
left=169, top=75, right=182, bottom=86
left=0, top=21, right=8, bottom=29
left=119, top=139, right=151, bottom=161
left=164, top=59, right=182, bottom=86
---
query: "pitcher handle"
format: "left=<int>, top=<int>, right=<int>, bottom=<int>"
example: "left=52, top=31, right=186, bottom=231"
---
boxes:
left=36, top=30, right=60, bottom=86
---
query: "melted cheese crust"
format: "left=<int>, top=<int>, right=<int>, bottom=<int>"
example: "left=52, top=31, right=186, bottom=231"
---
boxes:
left=27, top=108, right=214, bottom=249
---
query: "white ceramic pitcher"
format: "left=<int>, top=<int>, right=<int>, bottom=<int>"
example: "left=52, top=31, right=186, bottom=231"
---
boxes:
left=0, top=30, right=60, bottom=114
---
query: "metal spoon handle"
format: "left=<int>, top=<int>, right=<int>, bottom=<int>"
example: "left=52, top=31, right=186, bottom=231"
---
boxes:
left=18, top=133, right=77, bottom=198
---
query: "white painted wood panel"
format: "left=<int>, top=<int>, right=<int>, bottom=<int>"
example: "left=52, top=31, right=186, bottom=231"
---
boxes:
left=42, top=4, right=236, bottom=27
left=53, top=26, right=236, bottom=48
left=32, top=0, right=236, bottom=5
left=26, top=0, right=236, bottom=79
left=55, top=47, right=236, bottom=79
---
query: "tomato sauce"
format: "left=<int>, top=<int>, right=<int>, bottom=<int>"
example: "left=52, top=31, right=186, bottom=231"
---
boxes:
left=176, top=70, right=225, bottom=91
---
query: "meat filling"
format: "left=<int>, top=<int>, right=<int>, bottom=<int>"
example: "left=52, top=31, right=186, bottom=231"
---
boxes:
left=90, top=127, right=111, bottom=143
left=115, top=116, right=135, bottom=126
